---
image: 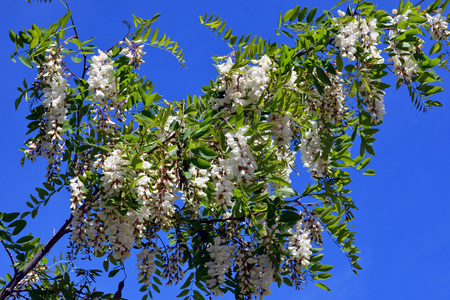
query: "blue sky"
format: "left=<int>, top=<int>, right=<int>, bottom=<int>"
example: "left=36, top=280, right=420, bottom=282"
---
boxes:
left=1, top=0, right=450, bottom=299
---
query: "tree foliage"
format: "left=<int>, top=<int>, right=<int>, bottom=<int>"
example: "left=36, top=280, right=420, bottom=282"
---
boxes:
left=1, top=0, right=449, bottom=299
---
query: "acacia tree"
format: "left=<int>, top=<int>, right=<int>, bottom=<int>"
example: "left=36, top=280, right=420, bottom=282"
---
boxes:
left=1, top=0, right=448, bottom=299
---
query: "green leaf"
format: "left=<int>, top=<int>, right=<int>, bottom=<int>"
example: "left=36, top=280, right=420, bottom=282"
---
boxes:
left=249, top=192, right=269, bottom=203
left=18, top=56, right=33, bottom=68
left=2, top=212, right=20, bottom=223
left=16, top=235, right=34, bottom=244
left=315, top=67, right=331, bottom=85
left=177, top=290, right=189, bottom=298
left=191, top=146, right=218, bottom=159
left=9, top=220, right=27, bottom=235
left=103, top=259, right=109, bottom=272
left=279, top=211, right=302, bottom=224
left=275, top=188, right=298, bottom=197
left=306, top=7, right=317, bottom=23
left=315, top=282, right=331, bottom=291
left=425, top=100, right=443, bottom=107
left=192, top=124, right=211, bottom=140
left=408, top=14, right=426, bottom=24
left=108, top=269, right=120, bottom=277
left=71, top=56, right=83, bottom=63
left=357, top=157, right=371, bottom=170
left=298, top=7, right=308, bottom=22
left=268, top=176, right=291, bottom=187
left=336, top=55, right=343, bottom=72
left=363, top=169, right=376, bottom=175
left=316, top=272, right=332, bottom=280
left=188, top=157, right=211, bottom=170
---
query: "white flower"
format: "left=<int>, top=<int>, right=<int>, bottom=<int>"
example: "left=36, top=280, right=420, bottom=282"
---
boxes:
left=288, top=221, right=313, bottom=267
left=300, top=121, right=330, bottom=178
left=206, top=237, right=236, bottom=294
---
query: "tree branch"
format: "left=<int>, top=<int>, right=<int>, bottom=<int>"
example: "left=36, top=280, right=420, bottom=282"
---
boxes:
left=0, top=215, right=73, bottom=300
left=1, top=241, right=17, bottom=276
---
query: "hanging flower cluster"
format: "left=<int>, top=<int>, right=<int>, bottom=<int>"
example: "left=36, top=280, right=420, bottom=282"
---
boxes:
left=300, top=121, right=331, bottom=178
left=426, top=12, right=450, bottom=40
left=87, top=50, right=124, bottom=135
left=24, top=45, right=69, bottom=179
left=119, top=38, right=146, bottom=68
left=206, top=237, right=236, bottom=295
left=287, top=221, right=313, bottom=267
left=211, top=55, right=273, bottom=113
left=306, top=72, right=347, bottom=124
left=211, top=126, right=257, bottom=210
left=386, top=9, right=419, bottom=83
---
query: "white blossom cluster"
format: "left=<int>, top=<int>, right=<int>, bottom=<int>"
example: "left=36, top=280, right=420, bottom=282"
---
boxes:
left=287, top=221, right=313, bottom=267
left=300, top=121, right=330, bottom=178
left=87, top=50, right=117, bottom=102
left=136, top=248, right=157, bottom=286
left=335, top=18, right=359, bottom=60
left=119, top=38, right=146, bottom=68
left=211, top=127, right=257, bottom=209
left=25, top=46, right=69, bottom=177
left=307, top=73, right=346, bottom=124
left=335, top=12, right=383, bottom=63
left=211, top=55, right=273, bottom=113
left=300, top=212, right=324, bottom=246
left=188, top=166, right=209, bottom=198
left=233, top=246, right=276, bottom=299
left=97, top=206, right=136, bottom=260
left=426, top=13, right=450, bottom=40
left=69, top=176, right=85, bottom=210
left=268, top=113, right=296, bottom=186
left=87, top=50, right=124, bottom=134
left=248, top=255, right=275, bottom=299
left=206, top=237, right=236, bottom=294
left=70, top=147, right=180, bottom=260
left=359, top=18, right=384, bottom=63
left=386, top=9, right=419, bottom=82
left=226, top=127, right=258, bottom=183
left=149, top=166, right=179, bottom=228
left=100, top=150, right=128, bottom=199
left=360, top=79, right=386, bottom=123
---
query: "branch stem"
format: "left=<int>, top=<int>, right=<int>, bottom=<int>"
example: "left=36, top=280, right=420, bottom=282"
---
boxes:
left=0, top=215, right=73, bottom=300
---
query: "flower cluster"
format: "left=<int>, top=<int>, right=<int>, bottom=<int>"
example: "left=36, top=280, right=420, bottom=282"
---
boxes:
left=248, top=255, right=275, bottom=299
left=69, top=176, right=85, bottom=210
left=306, top=73, right=346, bottom=124
left=87, top=50, right=117, bottom=102
left=386, top=9, right=419, bottom=83
left=136, top=248, right=157, bottom=286
left=25, top=46, right=69, bottom=179
left=360, top=79, right=386, bottom=123
left=335, top=17, right=359, bottom=61
left=211, top=55, right=273, bottom=113
left=119, top=38, right=146, bottom=68
left=211, top=127, right=257, bottom=209
left=287, top=221, right=313, bottom=267
left=300, top=121, right=330, bottom=178
left=426, top=13, right=450, bottom=40
left=335, top=13, right=383, bottom=63
left=206, top=237, right=236, bottom=295
left=100, top=150, right=128, bottom=199
left=87, top=50, right=125, bottom=135
left=268, top=113, right=296, bottom=187
left=301, top=212, right=324, bottom=246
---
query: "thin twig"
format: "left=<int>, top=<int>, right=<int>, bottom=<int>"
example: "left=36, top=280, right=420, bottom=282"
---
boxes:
left=0, top=215, right=73, bottom=300
left=1, top=241, right=18, bottom=276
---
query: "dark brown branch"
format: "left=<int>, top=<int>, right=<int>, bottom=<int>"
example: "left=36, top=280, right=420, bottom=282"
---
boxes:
left=0, top=215, right=73, bottom=300
left=1, top=241, right=17, bottom=276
